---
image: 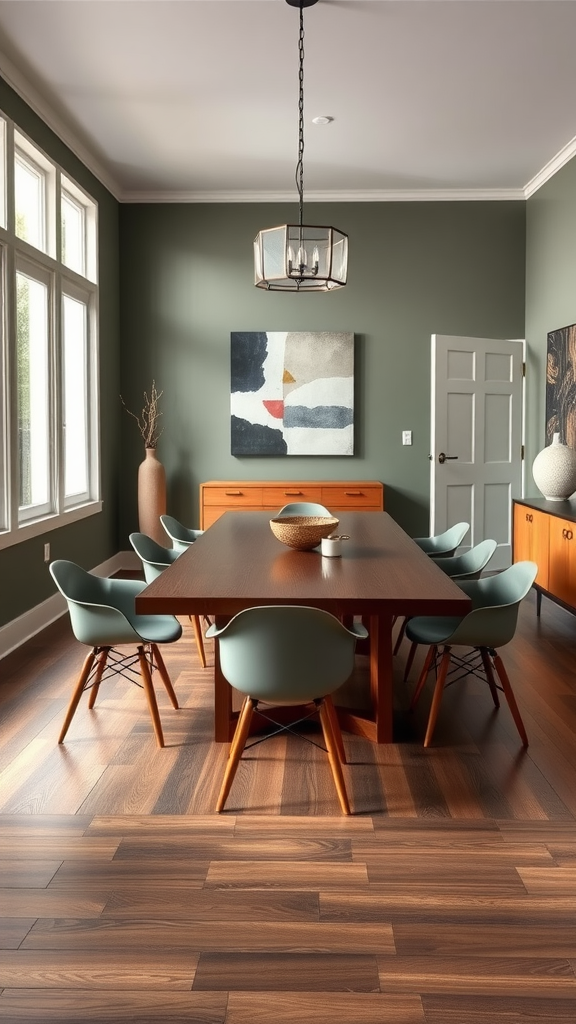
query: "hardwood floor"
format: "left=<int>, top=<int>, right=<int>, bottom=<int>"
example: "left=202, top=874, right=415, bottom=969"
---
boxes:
left=1, top=589, right=575, bottom=1022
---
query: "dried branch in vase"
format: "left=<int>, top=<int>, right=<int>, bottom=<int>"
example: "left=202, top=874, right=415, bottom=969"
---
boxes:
left=120, top=381, right=164, bottom=449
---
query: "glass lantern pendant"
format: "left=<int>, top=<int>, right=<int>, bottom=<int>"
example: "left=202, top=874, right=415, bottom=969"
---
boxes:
left=254, top=0, right=348, bottom=292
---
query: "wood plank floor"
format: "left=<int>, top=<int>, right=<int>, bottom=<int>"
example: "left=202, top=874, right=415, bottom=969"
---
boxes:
left=0, top=588, right=575, bottom=1022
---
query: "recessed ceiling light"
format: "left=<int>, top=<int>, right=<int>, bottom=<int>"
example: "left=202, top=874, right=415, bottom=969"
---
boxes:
left=312, top=116, right=333, bottom=125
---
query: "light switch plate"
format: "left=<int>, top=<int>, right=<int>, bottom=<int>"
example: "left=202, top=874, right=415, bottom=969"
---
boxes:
left=402, top=430, right=412, bottom=446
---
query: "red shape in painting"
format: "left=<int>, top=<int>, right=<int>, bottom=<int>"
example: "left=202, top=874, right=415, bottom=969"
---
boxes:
left=263, top=400, right=284, bottom=419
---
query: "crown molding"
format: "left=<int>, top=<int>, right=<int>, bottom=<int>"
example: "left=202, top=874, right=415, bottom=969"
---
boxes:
left=121, top=186, right=526, bottom=204
left=0, top=49, right=122, bottom=201
left=523, top=134, right=576, bottom=198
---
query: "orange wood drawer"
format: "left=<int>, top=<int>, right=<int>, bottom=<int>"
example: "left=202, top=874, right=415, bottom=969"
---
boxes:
left=202, top=485, right=263, bottom=507
left=321, top=484, right=384, bottom=509
left=202, top=505, right=264, bottom=528
left=263, top=485, right=323, bottom=508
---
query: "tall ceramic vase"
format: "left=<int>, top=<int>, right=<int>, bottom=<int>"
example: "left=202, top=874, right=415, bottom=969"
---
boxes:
left=138, top=447, right=167, bottom=544
left=532, top=432, right=576, bottom=501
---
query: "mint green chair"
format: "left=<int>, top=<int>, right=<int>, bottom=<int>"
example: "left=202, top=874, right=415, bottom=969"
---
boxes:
left=400, top=538, right=498, bottom=673
left=50, top=559, right=182, bottom=747
left=206, top=606, right=368, bottom=814
left=277, top=501, right=331, bottom=517
left=413, top=522, right=470, bottom=557
left=129, top=532, right=207, bottom=668
left=160, top=514, right=203, bottom=553
left=405, top=561, right=538, bottom=747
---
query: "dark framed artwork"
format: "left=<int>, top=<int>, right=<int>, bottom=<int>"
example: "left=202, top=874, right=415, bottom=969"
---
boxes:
left=230, top=331, right=354, bottom=456
left=546, top=323, right=576, bottom=447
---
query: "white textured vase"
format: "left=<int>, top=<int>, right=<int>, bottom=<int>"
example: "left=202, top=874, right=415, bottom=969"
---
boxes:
left=532, top=433, right=576, bottom=501
left=138, top=447, right=167, bottom=544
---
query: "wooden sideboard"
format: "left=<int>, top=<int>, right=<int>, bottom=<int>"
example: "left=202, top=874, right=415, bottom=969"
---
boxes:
left=200, top=480, right=384, bottom=529
left=512, top=497, right=576, bottom=616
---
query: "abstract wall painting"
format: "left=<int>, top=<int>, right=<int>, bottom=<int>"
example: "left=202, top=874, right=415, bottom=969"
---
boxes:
left=546, top=323, right=576, bottom=447
left=231, top=331, right=354, bottom=456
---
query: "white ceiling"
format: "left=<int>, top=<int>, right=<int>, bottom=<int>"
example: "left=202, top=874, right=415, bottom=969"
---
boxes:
left=1, top=0, right=576, bottom=202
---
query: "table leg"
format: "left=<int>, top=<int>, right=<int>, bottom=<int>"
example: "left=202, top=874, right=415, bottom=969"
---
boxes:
left=213, top=616, right=233, bottom=742
left=370, top=611, right=394, bottom=743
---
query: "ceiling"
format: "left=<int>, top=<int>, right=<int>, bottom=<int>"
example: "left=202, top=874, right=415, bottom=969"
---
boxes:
left=1, top=0, right=576, bottom=203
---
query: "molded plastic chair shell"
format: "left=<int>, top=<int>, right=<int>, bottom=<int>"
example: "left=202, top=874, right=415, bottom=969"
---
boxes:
left=398, top=538, right=499, bottom=673
left=406, top=561, right=537, bottom=651
left=207, top=606, right=368, bottom=814
left=50, top=559, right=182, bottom=648
left=160, top=514, right=203, bottom=553
left=405, top=561, right=538, bottom=747
left=430, top=538, right=498, bottom=581
left=129, top=532, right=208, bottom=669
left=413, top=522, right=470, bottom=557
left=49, top=559, right=182, bottom=747
left=277, top=501, right=332, bottom=517
left=129, top=532, right=180, bottom=583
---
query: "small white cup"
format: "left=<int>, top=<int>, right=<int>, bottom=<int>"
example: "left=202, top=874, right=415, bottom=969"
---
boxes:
left=321, top=536, right=342, bottom=557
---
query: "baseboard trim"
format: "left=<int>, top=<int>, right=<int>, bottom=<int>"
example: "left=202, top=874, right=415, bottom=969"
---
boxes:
left=0, top=551, right=139, bottom=661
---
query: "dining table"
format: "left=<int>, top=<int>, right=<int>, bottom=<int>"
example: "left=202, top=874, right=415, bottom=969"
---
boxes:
left=135, top=510, right=471, bottom=744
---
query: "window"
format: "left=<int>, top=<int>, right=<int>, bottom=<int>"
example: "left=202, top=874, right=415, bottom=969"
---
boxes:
left=0, top=114, right=100, bottom=549
left=62, top=289, right=90, bottom=502
left=16, top=265, right=51, bottom=520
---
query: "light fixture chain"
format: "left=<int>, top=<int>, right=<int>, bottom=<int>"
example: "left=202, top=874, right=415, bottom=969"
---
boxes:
left=296, top=0, right=305, bottom=228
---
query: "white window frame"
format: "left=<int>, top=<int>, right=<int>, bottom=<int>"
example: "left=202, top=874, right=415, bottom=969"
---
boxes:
left=0, top=112, right=101, bottom=551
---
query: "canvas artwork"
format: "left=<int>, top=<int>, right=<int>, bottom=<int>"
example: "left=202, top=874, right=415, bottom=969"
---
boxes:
left=546, top=323, right=576, bottom=447
left=230, top=331, right=354, bottom=456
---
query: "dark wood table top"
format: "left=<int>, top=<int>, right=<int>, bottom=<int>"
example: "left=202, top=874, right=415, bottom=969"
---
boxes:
left=135, top=511, right=471, bottom=620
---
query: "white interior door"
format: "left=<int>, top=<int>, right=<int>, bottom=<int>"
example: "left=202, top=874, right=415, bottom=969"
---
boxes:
left=430, top=334, right=524, bottom=569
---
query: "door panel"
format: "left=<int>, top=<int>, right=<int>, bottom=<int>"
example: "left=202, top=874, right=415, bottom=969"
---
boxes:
left=431, top=335, right=524, bottom=569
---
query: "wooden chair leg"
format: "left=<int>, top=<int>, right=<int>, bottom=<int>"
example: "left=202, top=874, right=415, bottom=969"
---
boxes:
left=493, top=652, right=529, bottom=747
left=318, top=699, right=351, bottom=815
left=480, top=647, right=500, bottom=708
left=190, top=615, right=207, bottom=669
left=137, top=645, right=165, bottom=748
left=403, top=640, right=418, bottom=682
left=410, top=644, right=437, bottom=711
left=58, top=649, right=96, bottom=743
left=393, top=616, right=407, bottom=655
left=217, top=696, right=256, bottom=812
left=323, top=694, right=346, bottom=764
left=423, top=647, right=452, bottom=747
left=87, top=648, right=109, bottom=709
left=151, top=644, right=179, bottom=709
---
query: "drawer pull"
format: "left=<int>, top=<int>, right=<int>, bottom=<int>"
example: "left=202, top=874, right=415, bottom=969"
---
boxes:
left=284, top=491, right=303, bottom=496
left=526, top=513, right=533, bottom=522
left=225, top=490, right=243, bottom=496
left=562, top=528, right=573, bottom=540
left=345, top=491, right=363, bottom=496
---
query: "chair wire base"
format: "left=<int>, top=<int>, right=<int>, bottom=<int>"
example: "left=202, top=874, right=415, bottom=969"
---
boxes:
left=243, top=699, right=329, bottom=754
left=82, top=644, right=157, bottom=693
left=430, top=645, right=501, bottom=693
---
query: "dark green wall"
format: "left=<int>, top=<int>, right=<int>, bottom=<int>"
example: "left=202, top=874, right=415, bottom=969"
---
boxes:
left=118, top=200, right=526, bottom=543
left=0, top=79, right=121, bottom=629
left=525, top=156, right=576, bottom=487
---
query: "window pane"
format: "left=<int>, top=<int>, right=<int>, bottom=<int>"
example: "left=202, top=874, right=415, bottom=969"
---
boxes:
left=0, top=253, right=6, bottom=530
left=15, top=151, right=45, bottom=251
left=0, top=117, right=6, bottom=230
left=61, top=191, right=85, bottom=275
left=62, top=294, right=88, bottom=499
left=17, top=272, right=50, bottom=514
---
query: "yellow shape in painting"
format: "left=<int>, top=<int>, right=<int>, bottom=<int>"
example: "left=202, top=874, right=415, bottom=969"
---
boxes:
left=283, top=369, right=296, bottom=384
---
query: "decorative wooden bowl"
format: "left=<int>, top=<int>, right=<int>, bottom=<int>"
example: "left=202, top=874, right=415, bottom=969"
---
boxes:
left=269, top=515, right=340, bottom=551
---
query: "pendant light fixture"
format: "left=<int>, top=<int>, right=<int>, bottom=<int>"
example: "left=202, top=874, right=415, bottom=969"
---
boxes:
left=254, top=0, right=348, bottom=292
